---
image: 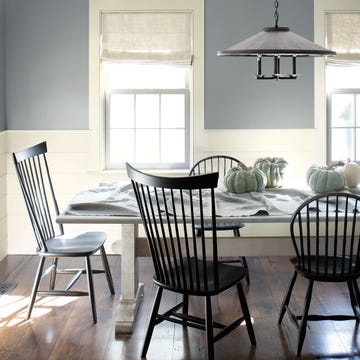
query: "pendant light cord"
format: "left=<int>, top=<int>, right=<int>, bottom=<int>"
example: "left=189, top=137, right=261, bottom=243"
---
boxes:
left=274, top=0, right=279, bottom=27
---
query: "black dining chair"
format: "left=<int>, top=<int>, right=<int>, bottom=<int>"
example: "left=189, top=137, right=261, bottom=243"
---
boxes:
left=126, top=163, right=255, bottom=360
left=189, top=155, right=250, bottom=284
left=13, top=141, right=115, bottom=323
left=278, top=192, right=360, bottom=356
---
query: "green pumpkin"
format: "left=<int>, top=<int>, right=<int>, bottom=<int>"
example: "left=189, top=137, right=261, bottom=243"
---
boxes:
left=306, top=164, right=346, bottom=193
left=253, top=157, right=288, bottom=188
left=224, top=163, right=267, bottom=193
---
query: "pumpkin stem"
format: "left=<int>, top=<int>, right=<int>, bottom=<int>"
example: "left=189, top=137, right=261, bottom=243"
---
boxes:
left=238, top=161, right=248, bottom=170
left=327, top=161, right=345, bottom=169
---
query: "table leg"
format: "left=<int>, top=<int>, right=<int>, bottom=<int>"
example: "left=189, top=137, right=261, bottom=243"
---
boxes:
left=115, top=223, right=144, bottom=335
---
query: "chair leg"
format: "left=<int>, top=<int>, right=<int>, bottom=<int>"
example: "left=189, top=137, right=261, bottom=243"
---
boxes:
left=242, top=256, right=250, bottom=285
left=278, top=271, right=297, bottom=324
left=353, top=280, right=360, bottom=305
left=142, top=287, right=163, bottom=358
left=236, top=282, right=256, bottom=346
left=100, top=246, right=115, bottom=295
left=233, top=228, right=250, bottom=285
left=27, top=257, right=46, bottom=320
left=348, top=280, right=360, bottom=319
left=85, top=256, right=97, bottom=324
left=205, top=296, right=214, bottom=360
left=183, top=294, right=189, bottom=327
left=297, top=279, right=314, bottom=357
left=347, top=281, right=358, bottom=317
left=49, top=257, right=58, bottom=290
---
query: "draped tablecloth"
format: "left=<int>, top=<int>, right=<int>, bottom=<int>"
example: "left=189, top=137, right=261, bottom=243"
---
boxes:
left=63, top=182, right=325, bottom=218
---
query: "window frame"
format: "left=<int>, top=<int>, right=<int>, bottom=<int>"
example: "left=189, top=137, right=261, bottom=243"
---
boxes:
left=89, top=0, right=204, bottom=173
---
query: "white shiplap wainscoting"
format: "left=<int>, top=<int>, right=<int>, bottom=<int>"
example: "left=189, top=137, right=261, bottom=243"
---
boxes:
left=6, top=130, right=130, bottom=256
left=5, top=129, right=324, bottom=257
left=0, top=131, right=7, bottom=260
left=203, top=129, right=322, bottom=188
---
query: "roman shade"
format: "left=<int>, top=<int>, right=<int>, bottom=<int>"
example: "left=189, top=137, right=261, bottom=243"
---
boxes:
left=101, top=12, right=193, bottom=64
left=327, top=12, right=360, bottom=64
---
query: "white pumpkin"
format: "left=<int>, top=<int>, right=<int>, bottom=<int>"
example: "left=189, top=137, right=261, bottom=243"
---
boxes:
left=343, top=161, right=360, bottom=188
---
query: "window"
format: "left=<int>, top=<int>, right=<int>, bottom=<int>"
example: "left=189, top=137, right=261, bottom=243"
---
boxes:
left=328, top=88, right=360, bottom=162
left=105, top=63, right=190, bottom=169
left=326, top=12, right=360, bottom=164
left=101, top=11, right=192, bottom=170
left=89, top=0, right=204, bottom=172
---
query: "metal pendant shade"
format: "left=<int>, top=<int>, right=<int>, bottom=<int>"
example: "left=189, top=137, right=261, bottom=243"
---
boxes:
left=218, top=26, right=335, bottom=56
left=217, top=1, right=336, bottom=80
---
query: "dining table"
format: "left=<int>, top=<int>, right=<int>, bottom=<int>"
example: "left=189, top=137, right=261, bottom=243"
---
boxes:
left=57, top=181, right=346, bottom=335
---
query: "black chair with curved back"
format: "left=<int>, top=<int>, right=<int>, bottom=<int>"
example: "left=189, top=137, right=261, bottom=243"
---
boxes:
left=126, top=163, right=256, bottom=360
left=278, top=192, right=360, bottom=356
left=189, top=155, right=250, bottom=284
left=13, top=142, right=115, bottom=323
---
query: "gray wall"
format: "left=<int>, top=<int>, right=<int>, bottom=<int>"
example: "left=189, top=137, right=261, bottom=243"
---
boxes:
left=4, top=0, right=315, bottom=130
left=5, top=0, right=88, bottom=130
left=0, top=0, right=5, bottom=131
left=205, top=0, right=314, bottom=129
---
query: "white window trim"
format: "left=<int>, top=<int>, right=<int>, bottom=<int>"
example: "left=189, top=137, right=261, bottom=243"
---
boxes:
left=314, top=0, right=360, bottom=165
left=88, top=0, right=204, bottom=173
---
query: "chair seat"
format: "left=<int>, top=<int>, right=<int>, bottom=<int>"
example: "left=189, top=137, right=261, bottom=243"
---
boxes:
left=38, top=231, right=107, bottom=257
left=194, top=221, right=245, bottom=231
left=154, top=259, right=248, bottom=296
left=290, top=256, right=360, bottom=281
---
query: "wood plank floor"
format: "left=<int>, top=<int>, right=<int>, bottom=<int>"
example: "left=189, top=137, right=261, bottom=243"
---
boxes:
left=0, top=255, right=360, bottom=359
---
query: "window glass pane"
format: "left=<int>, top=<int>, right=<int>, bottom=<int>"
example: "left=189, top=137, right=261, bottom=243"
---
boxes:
left=109, top=130, right=134, bottom=164
left=327, top=66, right=360, bottom=90
left=331, top=94, right=354, bottom=127
left=135, top=130, right=160, bottom=163
left=106, top=63, right=187, bottom=90
left=331, top=128, right=354, bottom=161
left=110, top=94, right=134, bottom=128
left=136, top=94, right=159, bottom=128
left=161, top=94, right=185, bottom=128
left=161, top=130, right=185, bottom=163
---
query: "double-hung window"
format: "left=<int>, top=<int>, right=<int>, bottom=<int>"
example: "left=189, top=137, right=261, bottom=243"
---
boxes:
left=326, top=12, right=360, bottom=164
left=328, top=88, right=360, bottom=162
left=101, top=12, right=192, bottom=170
left=105, top=64, right=190, bottom=169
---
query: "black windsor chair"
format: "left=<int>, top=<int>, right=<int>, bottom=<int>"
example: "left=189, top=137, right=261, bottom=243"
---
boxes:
left=189, top=155, right=250, bottom=284
left=13, top=142, right=115, bottom=323
left=126, top=163, right=256, bottom=360
left=278, top=192, right=360, bottom=356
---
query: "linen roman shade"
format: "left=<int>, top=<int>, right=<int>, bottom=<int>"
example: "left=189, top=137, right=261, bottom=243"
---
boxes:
left=101, top=12, right=193, bottom=64
left=327, top=12, right=360, bottom=64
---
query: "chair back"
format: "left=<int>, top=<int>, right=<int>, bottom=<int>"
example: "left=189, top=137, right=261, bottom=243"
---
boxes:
left=290, top=192, right=360, bottom=279
left=13, top=142, right=63, bottom=252
left=127, top=163, right=220, bottom=292
left=189, top=155, right=241, bottom=182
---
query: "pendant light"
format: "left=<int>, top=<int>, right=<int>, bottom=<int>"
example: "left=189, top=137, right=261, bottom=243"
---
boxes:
left=217, top=0, right=336, bottom=80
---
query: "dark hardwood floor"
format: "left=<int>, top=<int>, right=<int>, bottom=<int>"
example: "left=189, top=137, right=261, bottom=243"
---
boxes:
left=0, top=255, right=359, bottom=359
